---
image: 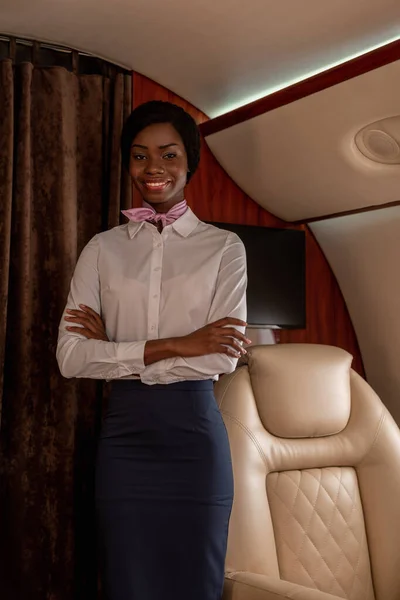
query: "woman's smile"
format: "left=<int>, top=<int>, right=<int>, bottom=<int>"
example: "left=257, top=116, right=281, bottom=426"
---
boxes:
left=141, top=178, right=172, bottom=193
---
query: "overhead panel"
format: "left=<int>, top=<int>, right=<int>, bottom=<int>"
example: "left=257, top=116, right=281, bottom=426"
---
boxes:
left=206, top=60, right=400, bottom=221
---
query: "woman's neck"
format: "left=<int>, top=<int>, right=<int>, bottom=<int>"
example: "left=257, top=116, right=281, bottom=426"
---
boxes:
left=143, top=198, right=186, bottom=214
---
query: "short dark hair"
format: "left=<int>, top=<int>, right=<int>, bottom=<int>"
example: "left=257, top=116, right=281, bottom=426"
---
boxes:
left=120, top=100, right=201, bottom=183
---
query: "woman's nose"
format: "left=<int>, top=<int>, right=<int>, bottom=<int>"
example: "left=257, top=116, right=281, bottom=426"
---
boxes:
left=146, top=158, right=165, bottom=174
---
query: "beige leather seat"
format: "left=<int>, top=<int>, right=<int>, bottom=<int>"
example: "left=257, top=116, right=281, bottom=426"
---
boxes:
left=214, top=344, right=400, bottom=600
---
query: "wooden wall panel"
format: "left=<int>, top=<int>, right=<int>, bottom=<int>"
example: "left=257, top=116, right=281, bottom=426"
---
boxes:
left=132, top=72, right=364, bottom=376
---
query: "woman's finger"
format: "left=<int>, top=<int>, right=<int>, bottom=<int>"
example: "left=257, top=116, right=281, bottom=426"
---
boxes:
left=229, top=338, right=247, bottom=354
left=218, top=344, right=241, bottom=357
left=217, top=327, right=251, bottom=344
left=218, top=338, right=247, bottom=354
left=66, top=309, right=97, bottom=327
left=65, top=314, right=92, bottom=324
left=66, top=326, right=95, bottom=338
left=79, top=305, right=103, bottom=323
left=67, top=307, right=101, bottom=325
left=65, top=316, right=98, bottom=333
left=66, top=309, right=90, bottom=318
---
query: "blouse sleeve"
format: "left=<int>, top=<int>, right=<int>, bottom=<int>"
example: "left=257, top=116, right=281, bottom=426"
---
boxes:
left=56, top=235, right=147, bottom=379
left=140, top=232, right=247, bottom=384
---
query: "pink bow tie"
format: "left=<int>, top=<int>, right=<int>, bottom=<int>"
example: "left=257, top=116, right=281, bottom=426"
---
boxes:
left=122, top=200, right=188, bottom=228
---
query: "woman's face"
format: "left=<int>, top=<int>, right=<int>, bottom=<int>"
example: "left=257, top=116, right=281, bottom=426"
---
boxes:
left=129, top=122, right=189, bottom=212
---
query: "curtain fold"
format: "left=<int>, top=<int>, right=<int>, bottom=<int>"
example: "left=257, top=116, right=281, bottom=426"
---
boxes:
left=0, top=60, right=14, bottom=425
left=0, top=58, right=132, bottom=600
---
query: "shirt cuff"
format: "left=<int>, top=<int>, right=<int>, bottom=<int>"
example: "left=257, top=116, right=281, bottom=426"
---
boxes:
left=114, top=340, right=147, bottom=376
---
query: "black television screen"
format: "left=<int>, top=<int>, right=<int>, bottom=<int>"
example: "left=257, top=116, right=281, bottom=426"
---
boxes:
left=209, top=223, right=306, bottom=329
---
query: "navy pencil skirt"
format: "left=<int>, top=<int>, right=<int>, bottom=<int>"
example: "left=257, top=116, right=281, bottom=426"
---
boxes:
left=95, top=379, right=234, bottom=600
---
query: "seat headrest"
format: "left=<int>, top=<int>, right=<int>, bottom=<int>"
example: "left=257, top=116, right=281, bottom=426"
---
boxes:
left=246, top=344, right=352, bottom=438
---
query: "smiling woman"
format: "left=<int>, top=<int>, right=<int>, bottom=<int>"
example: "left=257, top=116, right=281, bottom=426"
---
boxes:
left=56, top=100, right=249, bottom=600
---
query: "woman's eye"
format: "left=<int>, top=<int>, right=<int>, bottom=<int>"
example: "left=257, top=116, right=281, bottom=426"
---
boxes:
left=164, top=153, right=177, bottom=160
left=132, top=154, right=146, bottom=161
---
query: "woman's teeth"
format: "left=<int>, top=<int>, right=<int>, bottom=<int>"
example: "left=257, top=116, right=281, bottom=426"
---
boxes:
left=144, top=181, right=170, bottom=190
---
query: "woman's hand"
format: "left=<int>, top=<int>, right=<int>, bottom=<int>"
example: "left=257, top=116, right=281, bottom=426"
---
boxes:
left=172, top=318, right=251, bottom=358
left=64, top=305, right=109, bottom=341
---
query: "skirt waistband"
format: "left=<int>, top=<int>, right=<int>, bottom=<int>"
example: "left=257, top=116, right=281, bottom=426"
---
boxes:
left=111, top=379, right=214, bottom=393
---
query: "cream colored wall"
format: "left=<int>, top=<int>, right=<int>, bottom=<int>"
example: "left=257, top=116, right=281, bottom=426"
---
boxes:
left=311, top=206, right=400, bottom=424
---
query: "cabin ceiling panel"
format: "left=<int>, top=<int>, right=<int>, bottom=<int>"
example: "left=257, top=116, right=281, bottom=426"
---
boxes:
left=0, top=0, right=399, bottom=117
left=206, top=60, right=400, bottom=221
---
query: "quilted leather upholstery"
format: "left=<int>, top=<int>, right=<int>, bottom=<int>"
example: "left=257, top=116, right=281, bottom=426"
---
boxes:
left=267, top=468, right=374, bottom=599
left=215, top=344, right=400, bottom=600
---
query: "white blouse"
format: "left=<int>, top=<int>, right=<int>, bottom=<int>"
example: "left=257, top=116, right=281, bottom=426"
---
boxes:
left=56, top=208, right=247, bottom=385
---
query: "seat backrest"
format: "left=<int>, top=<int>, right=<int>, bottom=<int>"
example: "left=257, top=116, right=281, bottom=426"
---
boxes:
left=214, top=344, right=400, bottom=600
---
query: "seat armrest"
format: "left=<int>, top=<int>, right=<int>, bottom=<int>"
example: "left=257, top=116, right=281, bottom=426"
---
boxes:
left=224, top=572, right=342, bottom=600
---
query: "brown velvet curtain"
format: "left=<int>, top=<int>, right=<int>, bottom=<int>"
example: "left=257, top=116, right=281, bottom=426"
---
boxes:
left=0, top=57, right=132, bottom=600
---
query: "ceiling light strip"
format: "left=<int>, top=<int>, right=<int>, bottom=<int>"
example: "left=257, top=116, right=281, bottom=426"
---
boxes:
left=201, top=35, right=400, bottom=138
